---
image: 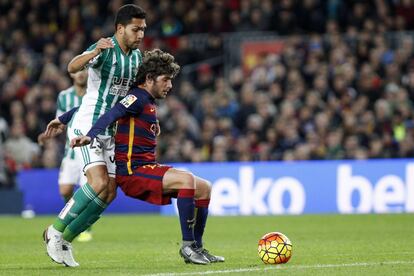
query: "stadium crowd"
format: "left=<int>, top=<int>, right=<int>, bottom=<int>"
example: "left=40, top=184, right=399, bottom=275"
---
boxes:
left=2, top=0, right=414, bottom=187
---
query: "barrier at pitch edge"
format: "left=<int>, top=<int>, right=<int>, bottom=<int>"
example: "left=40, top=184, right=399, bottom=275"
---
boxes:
left=17, top=169, right=159, bottom=215
left=16, top=159, right=414, bottom=215
left=161, top=159, right=414, bottom=215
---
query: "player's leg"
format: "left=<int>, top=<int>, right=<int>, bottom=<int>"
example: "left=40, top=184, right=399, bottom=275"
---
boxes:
left=47, top=165, right=108, bottom=267
left=64, top=176, right=116, bottom=242
left=58, top=136, right=116, bottom=266
left=58, top=178, right=115, bottom=268
left=43, top=131, right=112, bottom=266
left=59, top=185, right=75, bottom=203
left=193, top=176, right=210, bottom=249
left=57, top=166, right=112, bottom=267
left=163, top=168, right=209, bottom=265
left=163, top=169, right=196, bottom=243
left=53, top=165, right=107, bottom=235
left=56, top=134, right=115, bottom=229
left=72, top=135, right=117, bottom=238
left=76, top=173, right=93, bottom=242
left=60, top=136, right=116, bottom=266
left=59, top=159, right=93, bottom=242
left=43, top=157, right=79, bottom=264
left=116, top=165, right=208, bottom=265
left=194, top=176, right=225, bottom=263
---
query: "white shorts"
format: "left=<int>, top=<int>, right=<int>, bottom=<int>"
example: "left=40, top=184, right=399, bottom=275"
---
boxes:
left=58, top=157, right=87, bottom=186
left=67, top=125, right=116, bottom=177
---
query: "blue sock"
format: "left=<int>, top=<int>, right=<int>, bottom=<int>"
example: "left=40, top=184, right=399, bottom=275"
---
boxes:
left=177, top=189, right=195, bottom=242
left=194, top=199, right=210, bottom=248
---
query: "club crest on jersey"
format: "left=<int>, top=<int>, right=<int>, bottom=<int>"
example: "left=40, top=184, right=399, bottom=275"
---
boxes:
left=120, top=94, right=137, bottom=108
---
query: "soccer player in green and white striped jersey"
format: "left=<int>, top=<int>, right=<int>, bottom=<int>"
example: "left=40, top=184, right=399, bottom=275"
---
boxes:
left=42, top=4, right=146, bottom=267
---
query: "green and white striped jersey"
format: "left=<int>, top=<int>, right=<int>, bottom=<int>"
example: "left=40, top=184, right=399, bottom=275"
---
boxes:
left=56, top=86, right=83, bottom=159
left=72, top=36, right=142, bottom=136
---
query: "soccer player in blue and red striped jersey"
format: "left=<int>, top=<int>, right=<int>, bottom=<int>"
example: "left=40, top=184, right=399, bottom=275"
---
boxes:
left=70, top=49, right=224, bottom=265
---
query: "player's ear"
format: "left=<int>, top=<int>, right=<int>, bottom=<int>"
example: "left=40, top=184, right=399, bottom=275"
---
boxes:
left=145, top=73, right=154, bottom=83
left=116, top=23, right=124, bottom=34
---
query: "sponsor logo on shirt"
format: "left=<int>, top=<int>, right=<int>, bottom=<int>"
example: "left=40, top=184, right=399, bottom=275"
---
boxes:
left=120, top=94, right=137, bottom=108
left=109, top=77, right=135, bottom=97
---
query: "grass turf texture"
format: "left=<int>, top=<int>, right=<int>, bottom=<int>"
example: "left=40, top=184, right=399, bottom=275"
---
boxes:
left=0, top=214, right=413, bottom=275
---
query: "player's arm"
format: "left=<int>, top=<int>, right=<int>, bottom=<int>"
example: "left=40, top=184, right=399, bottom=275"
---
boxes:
left=70, top=94, right=142, bottom=147
left=38, top=107, right=79, bottom=145
left=70, top=104, right=127, bottom=148
left=37, top=118, right=66, bottom=145
left=67, top=38, right=114, bottom=73
left=58, top=107, right=78, bottom=125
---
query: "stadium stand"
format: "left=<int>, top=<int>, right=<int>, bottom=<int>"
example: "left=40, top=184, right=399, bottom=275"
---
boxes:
left=2, top=0, right=414, bottom=188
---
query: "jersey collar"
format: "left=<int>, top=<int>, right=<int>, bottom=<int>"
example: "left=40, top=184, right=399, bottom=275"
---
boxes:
left=112, top=36, right=132, bottom=56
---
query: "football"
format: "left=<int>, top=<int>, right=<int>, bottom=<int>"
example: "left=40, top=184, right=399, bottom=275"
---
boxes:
left=258, top=232, right=292, bottom=264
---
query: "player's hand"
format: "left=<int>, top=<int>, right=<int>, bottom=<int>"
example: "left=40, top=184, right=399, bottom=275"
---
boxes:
left=44, top=118, right=66, bottom=138
left=94, top=38, right=114, bottom=54
left=70, top=136, right=92, bottom=148
left=37, top=132, right=47, bottom=146
left=155, top=120, right=161, bottom=136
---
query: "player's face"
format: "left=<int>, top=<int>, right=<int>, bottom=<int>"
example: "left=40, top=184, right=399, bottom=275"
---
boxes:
left=121, top=18, right=146, bottom=50
left=71, top=69, right=88, bottom=87
left=151, top=75, right=173, bottom=99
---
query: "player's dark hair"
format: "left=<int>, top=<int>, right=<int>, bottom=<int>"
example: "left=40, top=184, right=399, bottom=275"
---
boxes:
left=114, top=4, right=146, bottom=29
left=135, top=49, right=181, bottom=85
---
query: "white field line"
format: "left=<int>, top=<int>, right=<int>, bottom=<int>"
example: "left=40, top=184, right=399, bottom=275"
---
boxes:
left=143, top=260, right=414, bottom=276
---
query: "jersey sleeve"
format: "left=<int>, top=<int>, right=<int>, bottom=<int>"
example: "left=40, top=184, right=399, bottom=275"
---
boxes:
left=83, top=43, right=106, bottom=68
left=58, top=107, right=78, bottom=125
left=118, top=91, right=145, bottom=115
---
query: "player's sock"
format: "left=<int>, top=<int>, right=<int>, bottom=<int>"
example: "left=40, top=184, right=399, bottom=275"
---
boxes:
left=53, top=183, right=97, bottom=232
left=177, top=189, right=196, bottom=242
left=194, top=199, right=210, bottom=248
left=63, top=196, right=107, bottom=242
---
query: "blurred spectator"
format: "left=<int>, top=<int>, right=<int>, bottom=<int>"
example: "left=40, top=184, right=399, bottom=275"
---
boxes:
left=175, top=36, right=200, bottom=66
left=4, top=120, right=40, bottom=176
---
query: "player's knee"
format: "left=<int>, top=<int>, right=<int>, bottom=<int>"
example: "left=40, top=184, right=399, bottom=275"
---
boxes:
left=97, top=181, right=117, bottom=203
left=59, top=186, right=74, bottom=198
left=204, top=180, right=212, bottom=196
left=106, top=186, right=117, bottom=203
left=196, top=179, right=211, bottom=199
left=89, top=176, right=110, bottom=193
left=180, top=172, right=195, bottom=190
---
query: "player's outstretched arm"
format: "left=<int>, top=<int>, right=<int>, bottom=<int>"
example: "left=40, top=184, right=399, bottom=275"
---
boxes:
left=37, top=106, right=79, bottom=145
left=37, top=118, right=65, bottom=145
left=86, top=102, right=129, bottom=140
left=44, top=118, right=66, bottom=138
left=70, top=136, right=92, bottom=148
left=77, top=94, right=138, bottom=147
left=67, top=38, right=114, bottom=73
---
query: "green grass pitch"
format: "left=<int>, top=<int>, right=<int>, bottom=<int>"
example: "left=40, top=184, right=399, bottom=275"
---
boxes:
left=0, top=214, right=413, bottom=275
